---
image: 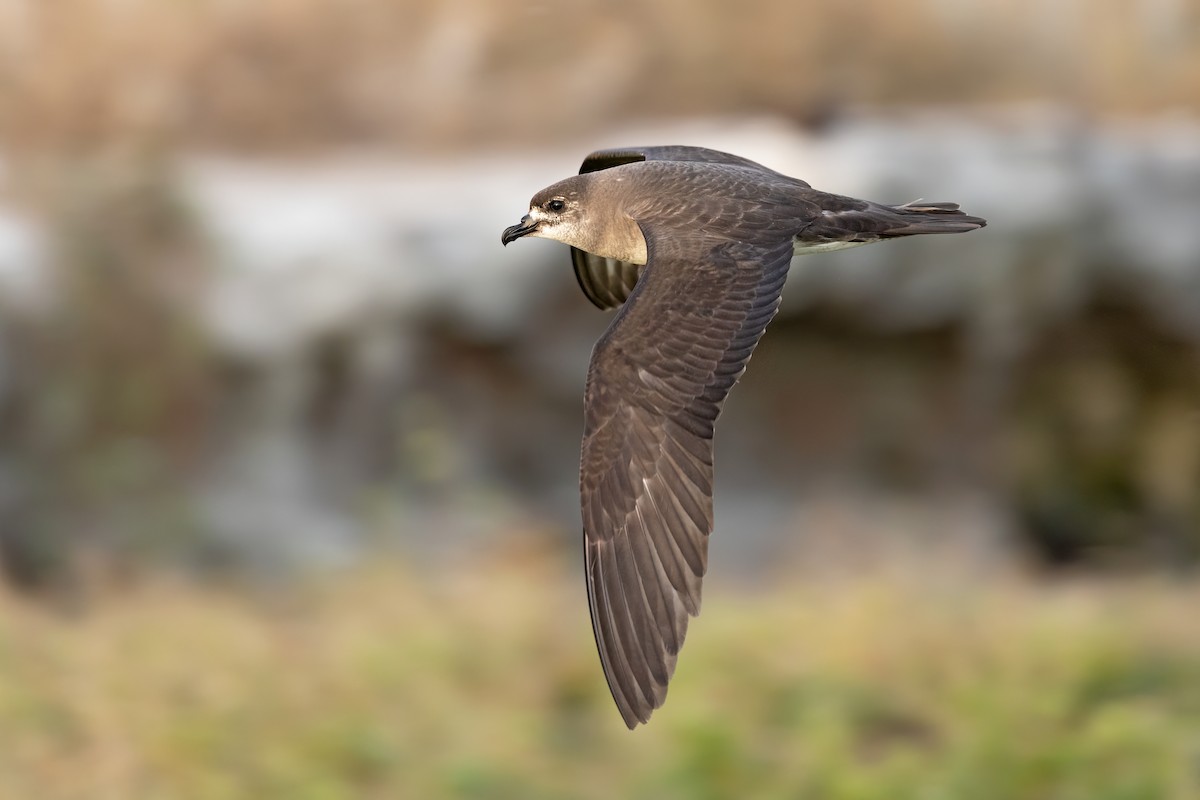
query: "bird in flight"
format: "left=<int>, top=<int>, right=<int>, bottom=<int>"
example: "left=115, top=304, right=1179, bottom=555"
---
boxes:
left=501, top=146, right=985, bottom=728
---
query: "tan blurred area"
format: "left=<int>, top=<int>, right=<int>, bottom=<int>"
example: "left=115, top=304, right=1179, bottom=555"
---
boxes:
left=1, top=0, right=1198, bottom=151
left=0, top=1, right=1199, bottom=797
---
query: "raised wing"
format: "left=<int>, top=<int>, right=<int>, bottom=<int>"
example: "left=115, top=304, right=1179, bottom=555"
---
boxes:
left=578, top=146, right=781, bottom=176
left=571, top=147, right=801, bottom=310
left=570, top=250, right=642, bottom=310
left=580, top=228, right=794, bottom=727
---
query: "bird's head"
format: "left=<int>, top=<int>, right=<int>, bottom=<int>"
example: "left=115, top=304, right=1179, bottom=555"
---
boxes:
left=502, top=173, right=648, bottom=264
left=501, top=178, right=588, bottom=248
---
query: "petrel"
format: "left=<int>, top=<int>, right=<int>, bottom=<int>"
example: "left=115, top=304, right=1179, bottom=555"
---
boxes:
left=501, top=146, right=985, bottom=728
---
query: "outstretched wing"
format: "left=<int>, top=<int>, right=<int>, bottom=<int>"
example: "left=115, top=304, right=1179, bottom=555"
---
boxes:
left=571, top=147, right=802, bottom=310
left=580, top=228, right=794, bottom=728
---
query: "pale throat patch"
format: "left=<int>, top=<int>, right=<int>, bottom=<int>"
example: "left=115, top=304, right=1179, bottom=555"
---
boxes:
left=591, top=216, right=648, bottom=265
left=529, top=207, right=648, bottom=266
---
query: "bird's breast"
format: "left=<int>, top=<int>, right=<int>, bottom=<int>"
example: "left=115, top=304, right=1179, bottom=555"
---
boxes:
left=792, top=238, right=871, bottom=256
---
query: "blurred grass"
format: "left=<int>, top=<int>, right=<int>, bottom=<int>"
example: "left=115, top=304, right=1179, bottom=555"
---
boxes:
left=0, top=556, right=1197, bottom=799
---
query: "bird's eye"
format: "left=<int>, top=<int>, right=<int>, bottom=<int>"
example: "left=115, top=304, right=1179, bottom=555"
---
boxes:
left=547, top=199, right=566, bottom=212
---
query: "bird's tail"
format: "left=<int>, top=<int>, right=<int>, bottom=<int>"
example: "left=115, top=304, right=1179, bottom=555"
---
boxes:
left=879, top=200, right=987, bottom=236
left=796, top=196, right=986, bottom=245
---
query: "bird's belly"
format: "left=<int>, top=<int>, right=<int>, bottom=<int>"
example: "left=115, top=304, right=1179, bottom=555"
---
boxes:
left=792, top=238, right=871, bottom=256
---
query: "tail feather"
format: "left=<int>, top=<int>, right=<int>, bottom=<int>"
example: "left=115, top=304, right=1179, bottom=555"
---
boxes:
left=797, top=194, right=987, bottom=244
left=881, top=200, right=987, bottom=236
left=896, top=200, right=961, bottom=212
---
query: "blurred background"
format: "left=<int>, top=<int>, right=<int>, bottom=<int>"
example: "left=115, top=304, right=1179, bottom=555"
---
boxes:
left=1, top=0, right=1199, bottom=797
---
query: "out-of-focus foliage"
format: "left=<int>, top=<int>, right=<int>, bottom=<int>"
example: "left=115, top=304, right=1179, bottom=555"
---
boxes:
left=0, top=2, right=1196, bottom=794
left=0, top=559, right=1197, bottom=799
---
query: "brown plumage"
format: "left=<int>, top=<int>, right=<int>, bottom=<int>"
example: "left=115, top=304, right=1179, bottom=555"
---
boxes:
left=501, top=146, right=985, bottom=728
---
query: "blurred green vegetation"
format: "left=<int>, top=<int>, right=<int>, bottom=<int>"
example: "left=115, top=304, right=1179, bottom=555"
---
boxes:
left=0, top=558, right=1197, bottom=799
